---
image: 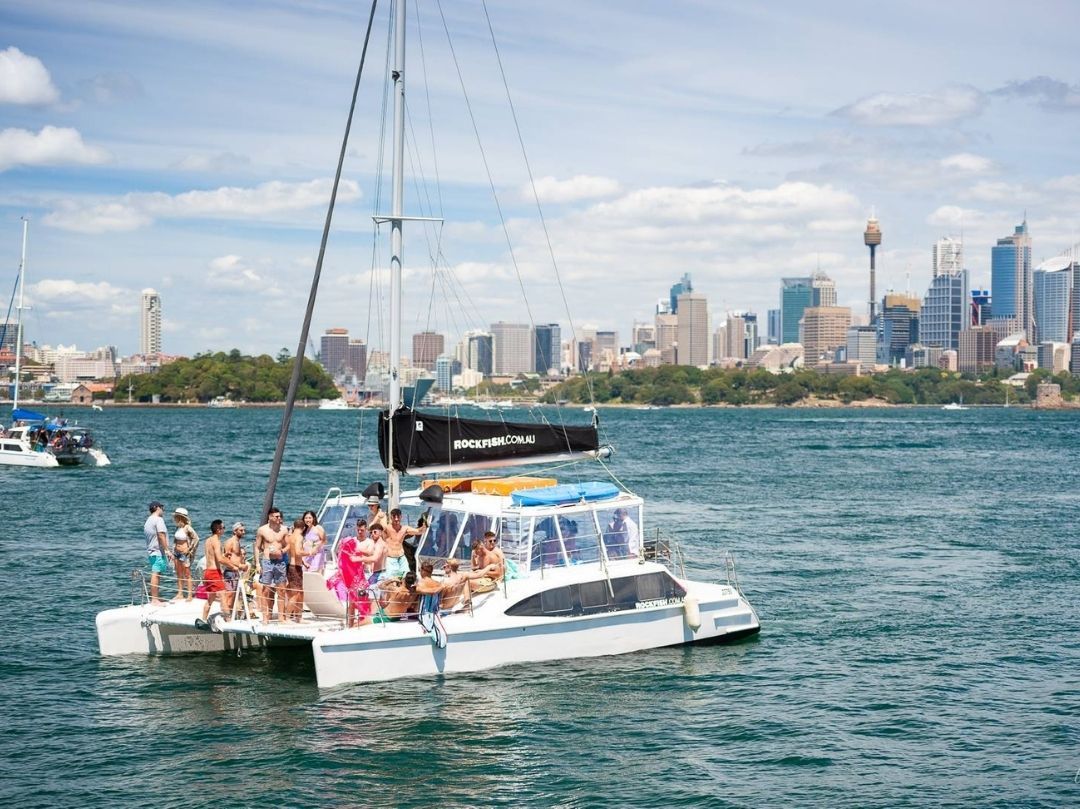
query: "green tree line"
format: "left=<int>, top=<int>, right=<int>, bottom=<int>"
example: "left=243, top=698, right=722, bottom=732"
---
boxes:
left=541, top=366, right=1080, bottom=407
left=116, top=350, right=338, bottom=403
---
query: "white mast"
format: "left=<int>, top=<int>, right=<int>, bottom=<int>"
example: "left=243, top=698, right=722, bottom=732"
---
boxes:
left=387, top=0, right=407, bottom=508
left=12, top=218, right=28, bottom=413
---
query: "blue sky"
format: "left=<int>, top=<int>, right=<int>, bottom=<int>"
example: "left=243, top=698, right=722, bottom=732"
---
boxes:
left=2, top=0, right=1079, bottom=357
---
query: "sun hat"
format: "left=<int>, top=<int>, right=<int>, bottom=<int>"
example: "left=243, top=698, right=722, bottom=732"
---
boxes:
left=366, top=495, right=381, bottom=505
left=173, top=507, right=190, bottom=518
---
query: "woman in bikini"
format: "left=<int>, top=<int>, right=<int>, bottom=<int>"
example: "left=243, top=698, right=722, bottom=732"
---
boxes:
left=285, top=518, right=307, bottom=622
left=171, top=507, right=199, bottom=601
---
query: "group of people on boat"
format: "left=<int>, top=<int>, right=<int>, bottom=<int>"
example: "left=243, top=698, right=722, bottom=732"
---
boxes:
left=140, top=495, right=507, bottom=629
left=1, top=419, right=91, bottom=453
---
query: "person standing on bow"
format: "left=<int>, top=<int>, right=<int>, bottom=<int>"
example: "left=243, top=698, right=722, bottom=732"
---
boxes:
left=255, top=507, right=288, bottom=622
left=384, top=508, right=423, bottom=578
left=300, top=510, right=327, bottom=574
left=143, top=501, right=172, bottom=605
left=171, top=507, right=199, bottom=601
left=197, top=520, right=227, bottom=631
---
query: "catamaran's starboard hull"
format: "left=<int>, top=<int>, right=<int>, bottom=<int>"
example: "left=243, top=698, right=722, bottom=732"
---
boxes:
left=311, top=583, right=759, bottom=689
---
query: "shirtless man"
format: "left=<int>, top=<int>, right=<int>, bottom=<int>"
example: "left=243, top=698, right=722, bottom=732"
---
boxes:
left=356, top=521, right=388, bottom=583
left=197, top=520, right=227, bottom=630
left=478, top=531, right=506, bottom=581
left=285, top=518, right=307, bottom=622
left=221, top=521, right=248, bottom=616
left=255, top=507, right=288, bottom=622
left=375, top=572, right=417, bottom=622
left=384, top=508, right=423, bottom=578
left=439, top=559, right=486, bottom=611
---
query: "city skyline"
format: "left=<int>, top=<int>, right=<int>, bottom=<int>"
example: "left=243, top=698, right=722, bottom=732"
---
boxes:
left=2, top=1, right=1080, bottom=356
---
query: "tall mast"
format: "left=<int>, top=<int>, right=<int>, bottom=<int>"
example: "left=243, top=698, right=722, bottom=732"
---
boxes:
left=12, top=218, right=28, bottom=413
left=387, top=0, right=407, bottom=508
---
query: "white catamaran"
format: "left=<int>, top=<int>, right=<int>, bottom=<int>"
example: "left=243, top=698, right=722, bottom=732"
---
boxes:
left=96, top=1, right=759, bottom=688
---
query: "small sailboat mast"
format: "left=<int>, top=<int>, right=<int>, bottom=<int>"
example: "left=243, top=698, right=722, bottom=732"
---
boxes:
left=12, top=218, right=28, bottom=414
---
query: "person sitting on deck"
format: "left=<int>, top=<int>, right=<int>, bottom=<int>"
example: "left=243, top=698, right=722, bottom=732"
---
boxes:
left=438, top=557, right=473, bottom=609
left=477, top=531, right=506, bottom=581
left=372, top=572, right=417, bottom=623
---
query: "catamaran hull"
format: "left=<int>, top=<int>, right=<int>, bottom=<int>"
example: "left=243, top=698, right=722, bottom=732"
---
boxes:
left=0, top=450, right=59, bottom=467
left=311, top=590, right=759, bottom=689
left=96, top=605, right=270, bottom=655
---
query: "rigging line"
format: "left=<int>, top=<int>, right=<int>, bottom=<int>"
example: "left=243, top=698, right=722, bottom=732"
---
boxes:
left=479, top=0, right=595, bottom=413
left=413, top=0, right=444, bottom=218
left=479, top=0, right=597, bottom=448
left=435, top=0, right=539, bottom=338
left=261, top=0, right=380, bottom=522
left=0, top=272, right=18, bottom=354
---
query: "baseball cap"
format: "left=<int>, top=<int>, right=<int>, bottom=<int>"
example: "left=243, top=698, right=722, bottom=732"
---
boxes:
left=232, top=522, right=246, bottom=532
left=148, top=501, right=163, bottom=512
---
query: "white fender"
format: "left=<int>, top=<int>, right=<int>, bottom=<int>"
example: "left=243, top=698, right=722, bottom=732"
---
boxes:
left=683, top=596, right=701, bottom=631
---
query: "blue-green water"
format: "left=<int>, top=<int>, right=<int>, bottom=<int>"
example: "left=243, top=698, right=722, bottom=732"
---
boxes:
left=2, top=406, right=1078, bottom=807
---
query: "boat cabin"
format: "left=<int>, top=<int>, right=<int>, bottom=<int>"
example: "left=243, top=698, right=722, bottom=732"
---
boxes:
left=318, top=476, right=646, bottom=576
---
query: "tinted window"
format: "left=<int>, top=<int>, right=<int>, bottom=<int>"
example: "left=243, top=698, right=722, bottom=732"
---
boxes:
left=505, top=572, right=686, bottom=617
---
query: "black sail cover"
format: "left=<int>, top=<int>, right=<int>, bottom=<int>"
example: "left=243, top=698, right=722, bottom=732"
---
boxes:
left=379, top=408, right=599, bottom=472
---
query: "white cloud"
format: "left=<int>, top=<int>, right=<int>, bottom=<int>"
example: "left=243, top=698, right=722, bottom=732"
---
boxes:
left=172, top=151, right=251, bottom=172
left=527, top=175, right=622, bottom=203
left=939, top=153, right=994, bottom=174
left=29, top=278, right=130, bottom=308
left=0, top=126, right=111, bottom=172
left=833, top=85, right=986, bottom=126
left=992, top=76, right=1080, bottom=112
left=926, top=205, right=982, bottom=229
left=43, top=178, right=360, bottom=233
left=0, top=47, right=59, bottom=105
left=204, top=254, right=281, bottom=295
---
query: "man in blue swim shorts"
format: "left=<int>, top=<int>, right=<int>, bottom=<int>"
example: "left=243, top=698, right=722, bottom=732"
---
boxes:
left=144, top=501, right=172, bottom=604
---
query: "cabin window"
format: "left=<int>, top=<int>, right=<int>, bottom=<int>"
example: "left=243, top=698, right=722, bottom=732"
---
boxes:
left=320, top=504, right=348, bottom=546
left=531, top=516, right=566, bottom=569
left=454, top=513, right=494, bottom=567
left=504, top=572, right=686, bottom=618
left=422, top=509, right=462, bottom=558
left=498, top=516, right=530, bottom=566
left=596, top=504, right=641, bottom=560
left=3, top=442, right=22, bottom=452
left=540, top=586, right=573, bottom=614
left=558, top=512, right=601, bottom=565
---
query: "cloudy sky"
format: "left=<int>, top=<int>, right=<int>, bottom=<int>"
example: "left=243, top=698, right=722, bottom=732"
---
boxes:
left=2, top=0, right=1079, bottom=357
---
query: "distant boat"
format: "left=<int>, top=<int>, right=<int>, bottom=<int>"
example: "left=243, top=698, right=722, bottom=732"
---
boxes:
left=942, top=396, right=968, bottom=411
left=207, top=396, right=239, bottom=408
left=92, top=404, right=103, bottom=412
left=318, top=398, right=350, bottom=410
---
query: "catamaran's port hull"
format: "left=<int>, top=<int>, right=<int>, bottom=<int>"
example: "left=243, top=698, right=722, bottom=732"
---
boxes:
left=96, top=605, right=285, bottom=655
left=311, top=593, right=759, bottom=688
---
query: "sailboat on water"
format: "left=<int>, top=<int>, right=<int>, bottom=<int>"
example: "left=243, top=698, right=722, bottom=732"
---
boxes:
left=2, top=219, right=110, bottom=468
left=96, top=1, right=758, bottom=687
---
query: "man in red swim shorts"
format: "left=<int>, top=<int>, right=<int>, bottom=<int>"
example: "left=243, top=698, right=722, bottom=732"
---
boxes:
left=196, top=522, right=227, bottom=631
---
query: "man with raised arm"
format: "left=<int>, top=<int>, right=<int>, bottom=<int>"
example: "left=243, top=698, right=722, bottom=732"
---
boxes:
left=143, top=501, right=172, bottom=604
left=255, top=506, right=289, bottom=622
left=384, top=508, right=423, bottom=579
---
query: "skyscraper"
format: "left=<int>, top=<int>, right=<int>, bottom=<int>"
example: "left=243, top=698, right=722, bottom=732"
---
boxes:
left=412, top=330, right=444, bottom=372
left=320, top=328, right=349, bottom=375
left=811, top=272, right=837, bottom=307
left=655, top=312, right=678, bottom=365
left=139, top=289, right=162, bottom=355
left=533, top=323, right=561, bottom=375
left=1033, top=257, right=1072, bottom=344
left=676, top=292, right=708, bottom=366
left=921, top=270, right=969, bottom=350
left=669, top=273, right=692, bottom=314
left=876, top=293, right=920, bottom=364
left=490, top=322, right=532, bottom=375
left=345, top=338, right=367, bottom=379
left=724, top=312, right=748, bottom=360
left=767, top=309, right=781, bottom=345
left=435, top=354, right=453, bottom=391
left=802, top=306, right=852, bottom=366
left=991, top=220, right=1033, bottom=340
left=864, top=216, right=882, bottom=321
left=933, top=236, right=963, bottom=278
left=780, top=277, right=813, bottom=344
left=465, top=330, right=493, bottom=376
